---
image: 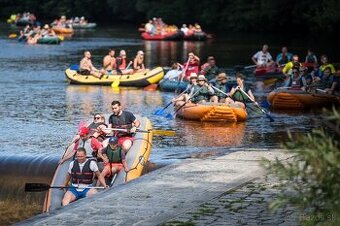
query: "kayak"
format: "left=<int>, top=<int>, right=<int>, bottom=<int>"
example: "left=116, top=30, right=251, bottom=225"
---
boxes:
left=37, top=36, right=62, bottom=44
left=141, top=31, right=184, bottom=41
left=43, top=115, right=153, bottom=212
left=254, top=65, right=283, bottom=77
left=65, top=67, right=164, bottom=87
left=72, top=23, right=97, bottom=29
left=183, top=32, right=208, bottom=41
left=267, top=88, right=340, bottom=110
left=52, top=26, right=74, bottom=34
left=176, top=102, right=247, bottom=122
left=159, top=79, right=188, bottom=92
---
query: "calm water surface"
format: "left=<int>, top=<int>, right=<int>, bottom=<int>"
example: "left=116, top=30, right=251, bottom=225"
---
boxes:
left=0, top=23, right=335, bottom=224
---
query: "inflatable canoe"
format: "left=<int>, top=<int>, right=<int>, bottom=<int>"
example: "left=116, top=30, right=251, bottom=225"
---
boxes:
left=176, top=102, right=247, bottom=122
left=65, top=67, right=164, bottom=87
left=183, top=32, right=208, bottom=41
left=43, top=115, right=153, bottom=212
left=254, top=65, right=283, bottom=77
left=267, top=88, right=340, bottom=110
left=52, top=26, right=74, bottom=34
left=141, top=31, right=184, bottom=41
left=159, top=79, right=188, bottom=92
left=37, top=36, right=62, bottom=44
left=72, top=23, right=97, bottom=29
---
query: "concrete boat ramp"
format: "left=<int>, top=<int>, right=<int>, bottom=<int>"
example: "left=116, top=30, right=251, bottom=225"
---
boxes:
left=17, top=149, right=294, bottom=226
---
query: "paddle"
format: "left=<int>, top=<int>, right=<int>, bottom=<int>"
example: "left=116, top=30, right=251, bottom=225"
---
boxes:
left=154, top=87, right=189, bottom=116
left=25, top=183, right=105, bottom=192
left=175, top=59, right=190, bottom=94
left=237, top=87, right=274, bottom=122
left=211, top=85, right=230, bottom=98
left=166, top=86, right=204, bottom=119
left=234, top=64, right=257, bottom=71
left=107, top=128, right=176, bottom=136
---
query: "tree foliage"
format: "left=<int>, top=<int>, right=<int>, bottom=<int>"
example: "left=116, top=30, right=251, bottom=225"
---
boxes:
left=263, top=108, right=340, bottom=225
left=1, top=0, right=340, bottom=33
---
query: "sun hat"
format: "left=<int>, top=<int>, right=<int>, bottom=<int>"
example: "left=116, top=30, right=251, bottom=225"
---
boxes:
left=189, top=72, right=198, bottom=79
left=197, top=75, right=206, bottom=81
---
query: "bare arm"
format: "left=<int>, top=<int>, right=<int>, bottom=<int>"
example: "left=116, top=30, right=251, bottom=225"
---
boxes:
left=59, top=148, right=76, bottom=164
left=122, top=159, right=129, bottom=172
left=132, top=119, right=140, bottom=128
left=247, top=89, right=256, bottom=102
left=252, top=56, right=258, bottom=65
left=133, top=58, right=138, bottom=69
left=63, top=174, right=71, bottom=187
left=95, top=171, right=108, bottom=187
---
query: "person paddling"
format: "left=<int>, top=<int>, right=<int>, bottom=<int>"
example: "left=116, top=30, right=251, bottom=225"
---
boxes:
left=61, top=148, right=108, bottom=206
left=108, top=100, right=140, bottom=153
left=229, top=73, right=256, bottom=108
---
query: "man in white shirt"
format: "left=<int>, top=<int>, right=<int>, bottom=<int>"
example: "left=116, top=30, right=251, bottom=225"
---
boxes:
left=252, top=44, right=274, bottom=67
left=62, top=148, right=108, bottom=206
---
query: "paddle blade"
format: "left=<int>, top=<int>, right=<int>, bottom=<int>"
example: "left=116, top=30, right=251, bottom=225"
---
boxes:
left=266, top=113, right=275, bottom=122
left=165, top=113, right=174, bottom=119
left=153, top=129, right=176, bottom=136
left=111, top=78, right=120, bottom=88
left=154, top=108, right=165, bottom=116
left=25, top=183, right=50, bottom=192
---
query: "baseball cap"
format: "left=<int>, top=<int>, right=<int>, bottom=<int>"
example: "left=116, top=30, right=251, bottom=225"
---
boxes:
left=109, top=136, right=119, bottom=144
left=78, top=127, right=89, bottom=136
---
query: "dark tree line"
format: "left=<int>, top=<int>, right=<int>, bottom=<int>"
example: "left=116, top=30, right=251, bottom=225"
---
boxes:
left=1, top=0, right=340, bottom=33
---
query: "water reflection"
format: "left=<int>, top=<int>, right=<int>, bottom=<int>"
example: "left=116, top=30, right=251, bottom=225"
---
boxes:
left=175, top=121, right=246, bottom=147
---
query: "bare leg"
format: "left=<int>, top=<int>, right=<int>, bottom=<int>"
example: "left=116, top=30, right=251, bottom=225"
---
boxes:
left=122, top=139, right=133, bottom=152
left=62, top=191, right=77, bottom=206
left=86, top=188, right=98, bottom=197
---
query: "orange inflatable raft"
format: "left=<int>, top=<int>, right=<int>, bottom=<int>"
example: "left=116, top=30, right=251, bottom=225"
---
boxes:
left=176, top=102, right=247, bottom=122
left=267, top=88, right=340, bottom=110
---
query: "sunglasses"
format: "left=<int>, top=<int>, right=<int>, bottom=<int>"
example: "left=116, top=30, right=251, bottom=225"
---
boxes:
left=94, top=116, right=101, bottom=120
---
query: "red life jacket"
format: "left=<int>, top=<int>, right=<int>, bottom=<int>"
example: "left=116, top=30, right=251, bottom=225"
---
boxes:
left=71, top=159, right=94, bottom=185
left=116, top=57, right=127, bottom=70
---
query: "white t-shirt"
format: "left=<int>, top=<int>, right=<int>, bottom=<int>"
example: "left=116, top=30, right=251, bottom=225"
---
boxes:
left=253, top=51, right=272, bottom=65
left=68, top=159, right=98, bottom=190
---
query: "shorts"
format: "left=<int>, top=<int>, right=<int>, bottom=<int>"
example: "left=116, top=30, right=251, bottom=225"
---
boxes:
left=104, top=162, right=124, bottom=171
left=68, top=186, right=90, bottom=200
left=118, top=136, right=134, bottom=146
left=79, top=69, right=91, bottom=75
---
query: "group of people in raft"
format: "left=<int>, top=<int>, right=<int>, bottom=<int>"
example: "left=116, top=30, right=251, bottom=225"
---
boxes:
left=78, top=49, right=148, bottom=78
left=58, top=100, right=140, bottom=206
left=18, top=23, right=58, bottom=44
left=251, top=44, right=339, bottom=94
left=143, top=17, right=204, bottom=36
left=165, top=52, right=256, bottom=108
left=51, top=15, right=91, bottom=28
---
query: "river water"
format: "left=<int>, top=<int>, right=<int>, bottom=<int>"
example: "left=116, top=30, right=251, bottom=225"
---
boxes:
left=0, top=23, right=336, bottom=224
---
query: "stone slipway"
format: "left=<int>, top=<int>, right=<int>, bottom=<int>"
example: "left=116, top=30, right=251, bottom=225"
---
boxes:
left=18, top=149, right=292, bottom=226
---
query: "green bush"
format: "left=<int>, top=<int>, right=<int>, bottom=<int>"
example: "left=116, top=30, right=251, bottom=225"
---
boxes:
left=263, top=108, right=340, bottom=226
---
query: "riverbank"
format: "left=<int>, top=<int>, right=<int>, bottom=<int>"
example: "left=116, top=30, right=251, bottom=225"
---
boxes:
left=17, top=148, right=298, bottom=225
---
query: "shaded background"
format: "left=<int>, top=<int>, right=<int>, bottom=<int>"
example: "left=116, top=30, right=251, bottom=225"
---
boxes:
left=1, top=0, right=340, bottom=34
